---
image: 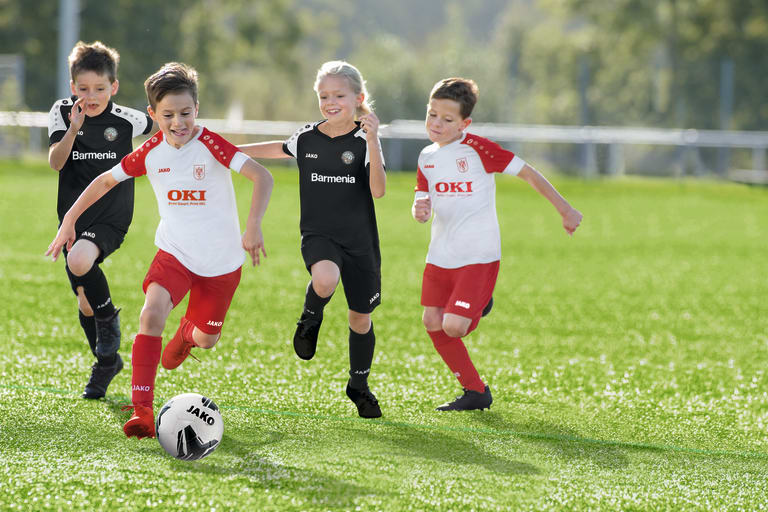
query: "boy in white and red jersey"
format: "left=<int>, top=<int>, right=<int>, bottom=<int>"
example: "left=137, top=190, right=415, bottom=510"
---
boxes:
left=412, top=78, right=583, bottom=411
left=47, top=62, right=274, bottom=440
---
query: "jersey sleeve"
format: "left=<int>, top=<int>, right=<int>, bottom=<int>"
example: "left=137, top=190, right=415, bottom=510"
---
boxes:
left=113, top=131, right=164, bottom=180
left=283, top=123, right=314, bottom=158
left=360, top=131, right=385, bottom=170
left=463, top=134, right=525, bottom=175
left=48, top=99, right=70, bottom=145
left=199, top=128, right=241, bottom=169
left=415, top=166, right=430, bottom=199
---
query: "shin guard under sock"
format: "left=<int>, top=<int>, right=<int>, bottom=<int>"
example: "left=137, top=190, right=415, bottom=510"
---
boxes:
left=427, top=329, right=485, bottom=392
left=302, top=281, right=332, bottom=320
left=130, top=334, right=162, bottom=408
left=78, top=310, right=97, bottom=358
left=78, top=264, right=117, bottom=319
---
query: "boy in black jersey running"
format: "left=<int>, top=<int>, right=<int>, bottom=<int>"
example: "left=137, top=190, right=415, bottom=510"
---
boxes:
left=240, top=60, right=386, bottom=418
left=47, top=41, right=152, bottom=399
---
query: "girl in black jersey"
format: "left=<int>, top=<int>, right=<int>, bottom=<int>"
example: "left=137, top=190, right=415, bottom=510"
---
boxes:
left=240, top=60, right=386, bottom=418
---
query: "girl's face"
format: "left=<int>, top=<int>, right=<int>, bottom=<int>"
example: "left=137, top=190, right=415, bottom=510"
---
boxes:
left=70, top=71, right=118, bottom=117
left=425, top=98, right=472, bottom=147
left=316, top=75, right=362, bottom=126
left=148, top=92, right=199, bottom=149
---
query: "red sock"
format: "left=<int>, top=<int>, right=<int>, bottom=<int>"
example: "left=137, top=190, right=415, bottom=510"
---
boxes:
left=428, top=330, right=485, bottom=392
left=130, top=334, right=162, bottom=408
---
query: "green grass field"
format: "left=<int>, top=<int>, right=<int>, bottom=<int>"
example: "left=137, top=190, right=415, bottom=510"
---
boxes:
left=1, top=158, right=767, bottom=511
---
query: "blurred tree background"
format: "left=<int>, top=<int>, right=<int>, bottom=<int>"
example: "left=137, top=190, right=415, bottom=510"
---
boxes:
left=1, top=0, right=767, bottom=130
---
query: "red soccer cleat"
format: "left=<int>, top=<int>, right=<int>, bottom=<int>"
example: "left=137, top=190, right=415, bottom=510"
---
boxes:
left=162, top=318, right=197, bottom=370
left=122, top=405, right=156, bottom=439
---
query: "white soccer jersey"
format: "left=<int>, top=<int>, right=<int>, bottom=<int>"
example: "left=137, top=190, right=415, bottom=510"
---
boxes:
left=415, top=133, right=526, bottom=269
left=111, top=127, right=250, bottom=277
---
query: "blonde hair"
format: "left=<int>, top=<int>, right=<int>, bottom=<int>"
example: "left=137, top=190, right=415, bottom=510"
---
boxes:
left=314, top=60, right=373, bottom=117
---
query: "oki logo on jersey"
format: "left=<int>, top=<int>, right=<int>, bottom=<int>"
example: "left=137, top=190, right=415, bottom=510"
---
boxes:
left=434, top=181, right=473, bottom=194
left=167, top=189, right=207, bottom=203
left=456, top=157, right=469, bottom=173
left=193, top=164, right=205, bottom=180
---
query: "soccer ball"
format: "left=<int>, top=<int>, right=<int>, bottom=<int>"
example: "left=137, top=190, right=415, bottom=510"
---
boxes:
left=155, top=393, right=223, bottom=460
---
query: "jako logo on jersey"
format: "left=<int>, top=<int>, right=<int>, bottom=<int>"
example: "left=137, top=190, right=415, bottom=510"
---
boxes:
left=369, top=292, right=380, bottom=304
left=72, top=150, right=117, bottom=160
left=158, top=167, right=171, bottom=173
left=305, top=153, right=318, bottom=159
left=456, top=157, right=469, bottom=173
left=206, top=320, right=223, bottom=327
left=167, top=190, right=207, bottom=201
left=311, top=173, right=356, bottom=184
left=455, top=300, right=471, bottom=309
left=435, top=181, right=473, bottom=193
left=424, top=164, right=435, bottom=169
left=81, top=231, right=96, bottom=238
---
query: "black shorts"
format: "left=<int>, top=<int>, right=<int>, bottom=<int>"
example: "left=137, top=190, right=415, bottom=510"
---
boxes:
left=300, top=234, right=381, bottom=314
left=63, top=223, right=126, bottom=295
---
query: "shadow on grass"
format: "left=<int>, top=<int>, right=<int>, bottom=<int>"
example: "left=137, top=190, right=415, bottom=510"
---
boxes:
left=472, top=412, right=630, bottom=470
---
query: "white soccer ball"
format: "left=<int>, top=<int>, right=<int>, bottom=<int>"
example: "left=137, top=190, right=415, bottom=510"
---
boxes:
left=155, top=393, right=223, bottom=460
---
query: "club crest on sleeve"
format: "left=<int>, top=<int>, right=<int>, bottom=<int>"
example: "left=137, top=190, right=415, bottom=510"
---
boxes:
left=456, top=157, right=469, bottom=173
left=341, top=151, right=355, bottom=165
left=104, top=127, right=118, bottom=141
left=193, top=164, right=205, bottom=180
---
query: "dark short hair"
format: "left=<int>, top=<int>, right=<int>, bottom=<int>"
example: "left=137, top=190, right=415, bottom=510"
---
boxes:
left=144, top=62, right=199, bottom=110
left=68, top=41, right=119, bottom=83
left=429, top=78, right=479, bottom=119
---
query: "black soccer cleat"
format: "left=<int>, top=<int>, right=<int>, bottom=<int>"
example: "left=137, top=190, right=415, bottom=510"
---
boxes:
left=481, top=297, right=494, bottom=317
left=95, top=308, right=121, bottom=359
left=82, top=353, right=124, bottom=399
left=436, top=385, right=493, bottom=411
left=346, top=381, right=382, bottom=418
left=293, top=313, right=322, bottom=360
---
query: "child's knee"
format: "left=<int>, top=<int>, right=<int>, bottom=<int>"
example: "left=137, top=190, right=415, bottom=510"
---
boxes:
left=311, top=275, right=337, bottom=297
left=66, top=251, right=95, bottom=277
left=195, top=331, right=220, bottom=349
left=348, top=312, right=371, bottom=334
left=442, top=317, right=469, bottom=338
left=139, top=304, right=167, bottom=331
left=422, top=310, right=443, bottom=331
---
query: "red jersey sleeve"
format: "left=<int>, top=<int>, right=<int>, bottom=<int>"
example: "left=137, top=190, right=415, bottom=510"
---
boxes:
left=199, top=128, right=239, bottom=168
left=462, top=134, right=515, bottom=174
left=415, top=166, right=429, bottom=192
left=120, top=131, right=164, bottom=177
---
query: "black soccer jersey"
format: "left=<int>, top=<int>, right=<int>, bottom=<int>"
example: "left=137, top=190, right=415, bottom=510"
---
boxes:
left=283, top=120, right=384, bottom=257
left=48, top=96, right=152, bottom=233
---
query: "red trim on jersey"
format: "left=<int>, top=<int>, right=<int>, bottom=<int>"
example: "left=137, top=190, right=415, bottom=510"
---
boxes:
left=121, top=130, right=164, bottom=177
left=199, top=128, right=239, bottom=168
left=461, top=133, right=515, bottom=174
left=415, top=166, right=429, bottom=192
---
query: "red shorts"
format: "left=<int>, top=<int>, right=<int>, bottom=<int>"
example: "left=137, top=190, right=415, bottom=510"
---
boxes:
left=143, top=249, right=242, bottom=335
left=421, top=261, right=499, bottom=320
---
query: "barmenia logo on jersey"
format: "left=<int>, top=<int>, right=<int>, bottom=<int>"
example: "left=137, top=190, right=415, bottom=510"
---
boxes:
left=72, top=150, right=117, bottom=160
left=311, top=172, right=356, bottom=184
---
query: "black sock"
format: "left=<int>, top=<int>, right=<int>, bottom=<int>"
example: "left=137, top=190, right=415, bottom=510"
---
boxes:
left=77, top=264, right=117, bottom=320
left=302, top=281, right=332, bottom=320
left=349, top=323, right=375, bottom=389
left=78, top=310, right=97, bottom=358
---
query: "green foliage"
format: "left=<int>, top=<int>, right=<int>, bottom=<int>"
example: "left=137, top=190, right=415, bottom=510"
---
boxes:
left=2, top=159, right=768, bottom=509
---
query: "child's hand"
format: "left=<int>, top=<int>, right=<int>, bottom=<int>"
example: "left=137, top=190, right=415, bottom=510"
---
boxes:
left=412, top=196, right=432, bottom=223
left=242, top=227, right=267, bottom=266
left=68, top=97, right=86, bottom=132
left=45, top=221, right=76, bottom=261
left=563, top=207, right=583, bottom=235
left=359, top=112, right=380, bottom=141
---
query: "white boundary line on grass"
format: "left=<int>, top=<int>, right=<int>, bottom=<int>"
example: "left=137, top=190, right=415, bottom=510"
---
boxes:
left=3, top=382, right=766, bottom=461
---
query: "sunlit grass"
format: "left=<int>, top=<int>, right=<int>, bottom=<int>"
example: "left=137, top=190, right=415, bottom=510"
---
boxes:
left=1, top=159, right=767, bottom=510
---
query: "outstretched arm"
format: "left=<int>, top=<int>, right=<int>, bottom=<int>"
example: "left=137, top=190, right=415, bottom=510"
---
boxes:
left=517, top=164, right=583, bottom=235
left=237, top=141, right=292, bottom=160
left=46, top=170, right=120, bottom=260
left=238, top=159, right=274, bottom=266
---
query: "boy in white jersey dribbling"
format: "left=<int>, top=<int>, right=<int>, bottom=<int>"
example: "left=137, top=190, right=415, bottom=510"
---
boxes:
left=47, top=62, right=274, bottom=439
left=412, top=78, right=583, bottom=411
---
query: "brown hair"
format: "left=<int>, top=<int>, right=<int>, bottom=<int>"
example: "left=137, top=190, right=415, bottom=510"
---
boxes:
left=68, top=41, right=120, bottom=83
left=144, top=62, right=199, bottom=110
left=429, top=77, right=479, bottom=119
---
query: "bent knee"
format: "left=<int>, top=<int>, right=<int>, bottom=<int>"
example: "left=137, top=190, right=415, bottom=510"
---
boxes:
left=442, top=319, right=469, bottom=338
left=66, top=253, right=95, bottom=277
left=311, top=277, right=337, bottom=298
left=139, top=305, right=167, bottom=331
left=422, top=312, right=443, bottom=332
left=195, top=332, right=220, bottom=349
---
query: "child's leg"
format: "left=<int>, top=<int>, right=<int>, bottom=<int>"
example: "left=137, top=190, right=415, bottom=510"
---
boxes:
left=67, top=239, right=117, bottom=319
left=423, top=306, right=485, bottom=393
left=348, top=311, right=374, bottom=389
left=130, top=283, right=173, bottom=408
left=305, top=260, right=340, bottom=318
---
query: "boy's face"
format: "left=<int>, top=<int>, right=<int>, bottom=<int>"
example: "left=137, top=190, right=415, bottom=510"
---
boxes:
left=316, top=75, right=362, bottom=126
left=148, top=92, right=199, bottom=149
left=425, top=98, right=472, bottom=147
left=70, top=71, right=118, bottom=117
